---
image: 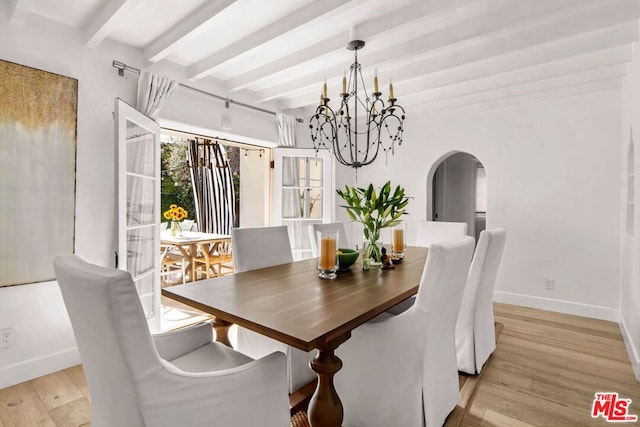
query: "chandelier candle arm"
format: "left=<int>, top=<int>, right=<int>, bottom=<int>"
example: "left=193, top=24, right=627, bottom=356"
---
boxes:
left=309, top=39, right=406, bottom=170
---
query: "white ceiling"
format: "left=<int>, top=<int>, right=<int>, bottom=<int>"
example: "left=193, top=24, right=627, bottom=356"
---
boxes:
left=7, top=0, right=640, bottom=116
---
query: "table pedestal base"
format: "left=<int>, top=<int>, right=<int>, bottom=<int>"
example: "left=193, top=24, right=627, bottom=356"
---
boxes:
left=212, top=317, right=232, bottom=347
left=308, top=333, right=350, bottom=427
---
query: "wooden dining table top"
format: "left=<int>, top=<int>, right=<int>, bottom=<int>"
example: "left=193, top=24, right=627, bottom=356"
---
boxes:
left=162, top=246, right=428, bottom=352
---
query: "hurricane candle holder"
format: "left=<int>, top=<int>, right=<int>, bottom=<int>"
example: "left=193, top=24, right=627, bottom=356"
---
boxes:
left=317, top=230, right=339, bottom=279
left=392, top=222, right=406, bottom=259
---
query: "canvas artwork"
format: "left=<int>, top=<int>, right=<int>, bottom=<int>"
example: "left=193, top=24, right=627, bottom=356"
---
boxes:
left=0, top=59, right=78, bottom=286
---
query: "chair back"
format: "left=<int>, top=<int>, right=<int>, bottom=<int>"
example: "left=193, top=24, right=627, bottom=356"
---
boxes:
left=456, top=228, right=507, bottom=373
left=308, top=222, right=350, bottom=257
left=412, top=236, right=474, bottom=426
left=231, top=225, right=293, bottom=272
left=416, top=220, right=468, bottom=247
left=53, top=255, right=163, bottom=427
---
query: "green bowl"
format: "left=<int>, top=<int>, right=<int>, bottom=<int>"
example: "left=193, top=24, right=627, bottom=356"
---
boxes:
left=337, top=248, right=359, bottom=271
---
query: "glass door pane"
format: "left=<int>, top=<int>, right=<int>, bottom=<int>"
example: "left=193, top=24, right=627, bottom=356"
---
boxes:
left=115, top=99, right=161, bottom=331
left=273, top=148, right=334, bottom=260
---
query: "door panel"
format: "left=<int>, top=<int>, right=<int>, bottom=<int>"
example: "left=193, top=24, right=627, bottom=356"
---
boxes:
left=273, top=148, right=334, bottom=260
left=115, top=98, right=161, bottom=332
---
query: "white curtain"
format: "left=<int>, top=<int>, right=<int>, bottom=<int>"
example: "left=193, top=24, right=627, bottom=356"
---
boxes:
left=136, top=72, right=178, bottom=119
left=276, top=113, right=297, bottom=148
left=277, top=113, right=299, bottom=219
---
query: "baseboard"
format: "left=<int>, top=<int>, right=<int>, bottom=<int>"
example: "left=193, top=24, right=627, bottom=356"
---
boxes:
left=0, top=347, right=80, bottom=389
left=620, top=316, right=640, bottom=381
left=493, top=291, right=620, bottom=322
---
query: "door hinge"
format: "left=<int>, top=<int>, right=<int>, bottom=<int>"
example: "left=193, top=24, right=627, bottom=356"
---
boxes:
left=270, top=160, right=275, bottom=169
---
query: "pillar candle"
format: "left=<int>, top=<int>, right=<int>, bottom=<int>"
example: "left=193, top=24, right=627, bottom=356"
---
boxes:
left=320, top=238, right=336, bottom=270
left=393, top=228, right=404, bottom=252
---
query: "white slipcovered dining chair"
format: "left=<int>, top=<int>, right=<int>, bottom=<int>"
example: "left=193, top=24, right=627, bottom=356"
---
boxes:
left=231, top=225, right=316, bottom=393
left=308, top=222, right=350, bottom=257
left=335, top=236, right=475, bottom=427
left=455, top=228, right=507, bottom=374
left=416, top=220, right=468, bottom=247
left=53, top=255, right=289, bottom=427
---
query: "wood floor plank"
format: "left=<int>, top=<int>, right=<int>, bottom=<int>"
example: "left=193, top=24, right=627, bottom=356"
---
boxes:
left=63, top=366, right=90, bottom=402
left=48, top=397, right=91, bottom=427
left=0, top=382, right=55, bottom=427
left=481, top=409, right=536, bottom=427
left=31, top=371, right=84, bottom=411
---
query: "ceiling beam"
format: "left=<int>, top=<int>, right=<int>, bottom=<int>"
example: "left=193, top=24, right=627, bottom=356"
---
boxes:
left=258, top=0, right=640, bottom=104
left=258, top=0, right=598, bottom=102
left=226, top=0, right=484, bottom=92
left=283, top=22, right=637, bottom=109
left=84, top=0, right=144, bottom=48
left=144, top=0, right=237, bottom=63
left=187, top=0, right=348, bottom=81
left=7, top=0, right=32, bottom=25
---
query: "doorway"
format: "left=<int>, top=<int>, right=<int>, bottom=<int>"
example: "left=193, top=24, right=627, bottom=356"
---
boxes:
left=430, top=152, right=487, bottom=242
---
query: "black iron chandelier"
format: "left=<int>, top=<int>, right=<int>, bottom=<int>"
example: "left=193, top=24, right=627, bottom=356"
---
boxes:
left=309, top=39, right=405, bottom=170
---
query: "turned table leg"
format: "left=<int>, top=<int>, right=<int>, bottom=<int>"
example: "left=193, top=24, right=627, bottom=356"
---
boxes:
left=211, top=317, right=232, bottom=347
left=308, top=333, right=350, bottom=427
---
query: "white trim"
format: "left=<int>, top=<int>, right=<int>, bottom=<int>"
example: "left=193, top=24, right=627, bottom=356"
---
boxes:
left=493, top=291, right=620, bottom=322
left=0, top=347, right=80, bottom=389
left=620, top=316, right=640, bottom=381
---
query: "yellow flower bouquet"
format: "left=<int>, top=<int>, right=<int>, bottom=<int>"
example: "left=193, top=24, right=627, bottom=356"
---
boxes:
left=164, top=204, right=188, bottom=236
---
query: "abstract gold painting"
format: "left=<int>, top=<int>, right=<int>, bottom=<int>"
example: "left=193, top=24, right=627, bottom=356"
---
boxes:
left=0, top=59, right=78, bottom=286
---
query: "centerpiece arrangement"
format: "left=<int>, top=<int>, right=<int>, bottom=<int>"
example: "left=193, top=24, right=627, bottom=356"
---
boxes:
left=163, top=204, right=188, bottom=236
left=337, top=181, right=410, bottom=267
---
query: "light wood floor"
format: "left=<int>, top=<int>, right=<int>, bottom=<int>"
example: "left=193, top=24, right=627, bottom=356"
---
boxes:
left=1, top=303, right=638, bottom=427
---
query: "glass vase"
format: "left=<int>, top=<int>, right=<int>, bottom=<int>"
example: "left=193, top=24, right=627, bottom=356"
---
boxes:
left=170, top=220, right=183, bottom=237
left=361, top=237, right=382, bottom=270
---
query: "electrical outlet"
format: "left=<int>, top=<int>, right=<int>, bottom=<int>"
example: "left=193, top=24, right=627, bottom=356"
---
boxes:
left=545, top=279, right=555, bottom=290
left=0, top=327, right=15, bottom=348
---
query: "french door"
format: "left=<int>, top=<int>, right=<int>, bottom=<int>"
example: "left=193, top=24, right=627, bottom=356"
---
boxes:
left=273, top=148, right=334, bottom=260
left=115, top=98, right=162, bottom=332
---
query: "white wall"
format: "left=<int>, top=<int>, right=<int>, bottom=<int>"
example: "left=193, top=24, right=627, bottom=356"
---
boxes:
left=620, top=35, right=640, bottom=380
left=355, top=90, right=622, bottom=322
left=0, top=14, right=280, bottom=388
left=240, top=151, right=270, bottom=227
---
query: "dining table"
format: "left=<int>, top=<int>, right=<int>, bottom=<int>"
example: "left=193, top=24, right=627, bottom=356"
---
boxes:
left=162, top=245, right=428, bottom=427
left=160, top=231, right=232, bottom=282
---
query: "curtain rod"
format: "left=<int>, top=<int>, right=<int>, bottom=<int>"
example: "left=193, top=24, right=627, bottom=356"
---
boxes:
left=112, top=60, right=303, bottom=123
